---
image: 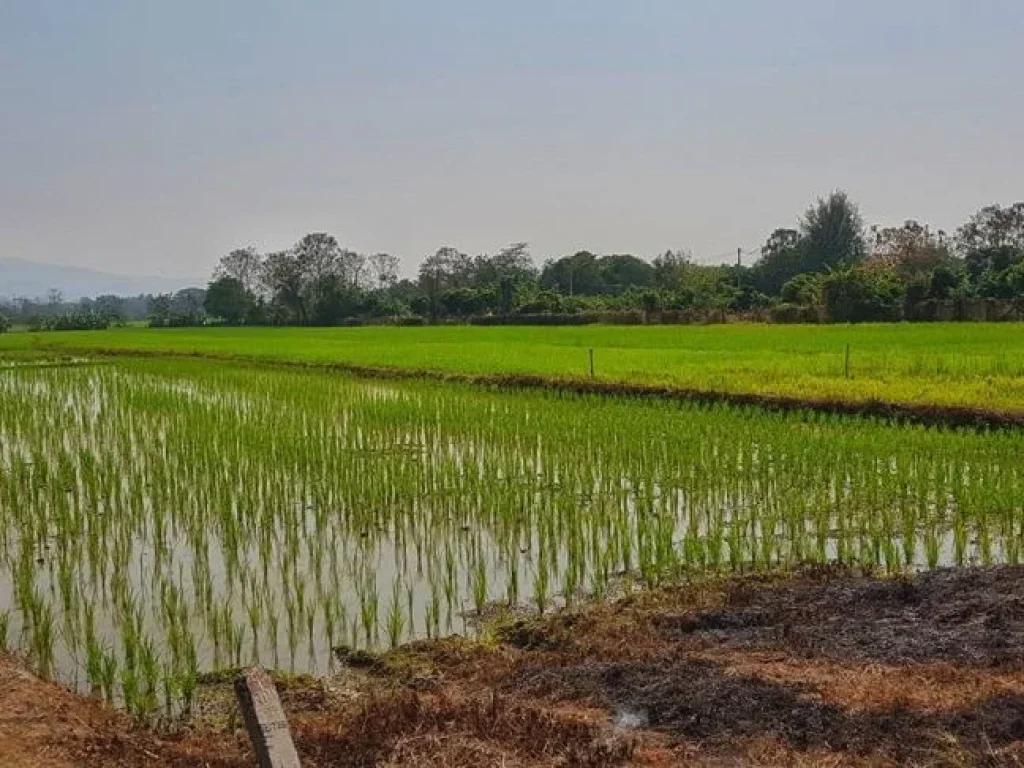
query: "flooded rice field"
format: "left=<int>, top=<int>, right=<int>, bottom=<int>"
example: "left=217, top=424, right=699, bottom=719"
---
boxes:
left=0, top=358, right=1021, bottom=718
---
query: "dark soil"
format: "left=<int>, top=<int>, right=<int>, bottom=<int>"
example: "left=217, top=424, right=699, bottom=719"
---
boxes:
left=515, top=658, right=1024, bottom=762
left=655, top=565, right=1024, bottom=665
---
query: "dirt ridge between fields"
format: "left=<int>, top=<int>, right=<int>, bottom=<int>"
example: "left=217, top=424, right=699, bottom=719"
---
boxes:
left=11, top=344, right=1024, bottom=430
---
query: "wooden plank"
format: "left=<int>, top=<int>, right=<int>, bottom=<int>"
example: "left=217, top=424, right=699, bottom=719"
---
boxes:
left=234, top=667, right=301, bottom=768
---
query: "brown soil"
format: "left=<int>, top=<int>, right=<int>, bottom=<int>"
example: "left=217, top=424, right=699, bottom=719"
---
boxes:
left=4, top=565, right=1024, bottom=766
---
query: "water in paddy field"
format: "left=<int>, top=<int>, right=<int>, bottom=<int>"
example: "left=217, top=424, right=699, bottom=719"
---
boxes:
left=0, top=358, right=1021, bottom=717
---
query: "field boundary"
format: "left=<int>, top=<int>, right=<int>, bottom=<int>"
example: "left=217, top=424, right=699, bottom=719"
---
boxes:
left=11, top=344, right=1024, bottom=430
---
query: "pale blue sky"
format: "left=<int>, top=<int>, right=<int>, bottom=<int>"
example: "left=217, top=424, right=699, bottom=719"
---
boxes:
left=2, top=1, right=1022, bottom=278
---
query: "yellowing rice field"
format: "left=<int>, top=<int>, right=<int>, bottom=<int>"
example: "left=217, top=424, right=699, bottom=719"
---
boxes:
left=4, top=322, right=1024, bottom=416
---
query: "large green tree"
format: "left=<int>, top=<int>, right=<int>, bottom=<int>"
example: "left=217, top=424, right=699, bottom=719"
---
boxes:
left=955, top=203, right=1024, bottom=254
left=216, top=247, right=263, bottom=295
left=598, top=254, right=655, bottom=292
left=260, top=250, right=305, bottom=323
left=540, top=251, right=603, bottom=295
left=751, top=228, right=805, bottom=295
left=800, top=191, right=867, bottom=271
left=204, top=276, right=251, bottom=324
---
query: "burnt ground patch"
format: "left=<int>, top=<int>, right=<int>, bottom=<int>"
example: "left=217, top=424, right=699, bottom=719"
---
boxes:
left=292, top=691, right=636, bottom=768
left=492, top=566, right=1024, bottom=763
left=654, top=566, right=1024, bottom=666
left=512, top=658, right=1024, bottom=763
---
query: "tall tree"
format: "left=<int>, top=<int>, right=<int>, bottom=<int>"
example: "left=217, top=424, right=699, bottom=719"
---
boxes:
left=172, top=288, right=206, bottom=316
left=540, top=251, right=603, bottom=295
left=336, top=249, right=368, bottom=290
left=293, top=233, right=341, bottom=286
left=751, top=228, right=805, bottom=295
left=652, top=250, right=690, bottom=289
left=216, top=247, right=263, bottom=294
left=490, top=242, right=535, bottom=281
left=419, top=247, right=474, bottom=289
left=955, top=204, right=1024, bottom=295
left=419, top=247, right=473, bottom=318
left=762, top=228, right=800, bottom=258
left=955, top=203, right=1024, bottom=254
left=597, top=254, right=655, bottom=292
left=868, top=220, right=954, bottom=281
left=800, top=191, right=867, bottom=271
left=204, top=277, right=251, bottom=324
left=261, top=250, right=305, bottom=322
left=148, top=294, right=173, bottom=325
left=92, top=294, right=126, bottom=321
left=367, top=253, right=400, bottom=290
left=471, top=243, right=537, bottom=312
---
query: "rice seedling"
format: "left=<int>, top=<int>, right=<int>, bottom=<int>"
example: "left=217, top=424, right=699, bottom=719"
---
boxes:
left=0, top=609, right=10, bottom=654
left=0, top=356, right=1021, bottom=718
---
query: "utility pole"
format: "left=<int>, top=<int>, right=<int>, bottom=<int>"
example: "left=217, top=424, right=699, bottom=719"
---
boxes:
left=737, top=247, right=742, bottom=268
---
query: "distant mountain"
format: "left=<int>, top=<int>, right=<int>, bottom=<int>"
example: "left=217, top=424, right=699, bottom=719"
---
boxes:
left=0, top=257, right=203, bottom=301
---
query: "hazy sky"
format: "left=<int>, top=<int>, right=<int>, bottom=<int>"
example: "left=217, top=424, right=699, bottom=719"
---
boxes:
left=2, top=1, right=1022, bottom=279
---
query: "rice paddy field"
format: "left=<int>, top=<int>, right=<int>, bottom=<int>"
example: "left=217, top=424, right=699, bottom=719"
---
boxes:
left=1, top=352, right=1023, bottom=725
left=3, top=322, right=1024, bottom=414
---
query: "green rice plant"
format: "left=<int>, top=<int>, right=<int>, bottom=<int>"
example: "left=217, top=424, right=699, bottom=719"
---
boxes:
left=0, top=610, right=10, bottom=654
left=100, top=650, right=118, bottom=704
left=120, top=664, right=139, bottom=719
left=358, top=577, right=379, bottom=648
left=471, top=555, right=488, bottom=617
left=386, top=582, right=405, bottom=650
left=533, top=560, right=549, bottom=616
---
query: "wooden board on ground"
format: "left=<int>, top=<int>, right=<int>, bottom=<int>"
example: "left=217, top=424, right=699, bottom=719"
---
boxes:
left=234, top=667, right=301, bottom=768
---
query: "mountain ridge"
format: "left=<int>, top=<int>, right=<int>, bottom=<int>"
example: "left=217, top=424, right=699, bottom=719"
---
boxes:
left=0, top=257, right=203, bottom=301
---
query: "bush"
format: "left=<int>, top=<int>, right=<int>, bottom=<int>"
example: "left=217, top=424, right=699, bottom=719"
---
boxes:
left=470, top=311, right=646, bottom=326
left=28, top=311, right=110, bottom=331
left=149, top=313, right=205, bottom=328
left=515, top=290, right=564, bottom=315
left=780, top=273, right=823, bottom=306
left=389, top=315, right=426, bottom=326
left=770, top=303, right=821, bottom=324
left=821, top=267, right=905, bottom=323
left=0, top=313, right=9, bottom=333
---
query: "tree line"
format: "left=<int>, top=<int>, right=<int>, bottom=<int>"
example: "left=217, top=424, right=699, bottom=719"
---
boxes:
left=202, top=193, right=1024, bottom=326
left=3, top=192, right=1023, bottom=332
left=0, top=289, right=206, bottom=332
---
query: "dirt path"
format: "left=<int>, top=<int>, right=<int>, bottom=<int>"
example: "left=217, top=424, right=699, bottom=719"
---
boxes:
left=0, top=655, right=134, bottom=767
left=0, top=656, right=238, bottom=767
left=3, top=565, right=1024, bottom=765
